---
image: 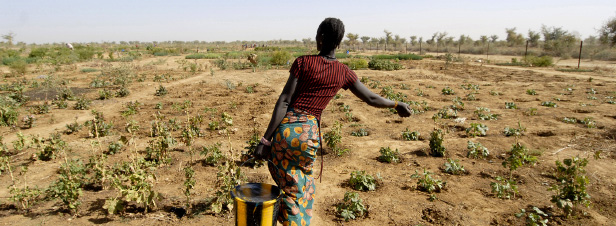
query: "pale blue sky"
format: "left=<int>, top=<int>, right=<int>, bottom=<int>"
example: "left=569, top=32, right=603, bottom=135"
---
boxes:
left=1, top=0, right=614, bottom=44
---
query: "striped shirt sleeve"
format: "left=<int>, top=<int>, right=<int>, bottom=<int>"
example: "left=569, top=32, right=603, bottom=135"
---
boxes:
left=290, top=56, right=303, bottom=79
left=341, top=67, right=358, bottom=90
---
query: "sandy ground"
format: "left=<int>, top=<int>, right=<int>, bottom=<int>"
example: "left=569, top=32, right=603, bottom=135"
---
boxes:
left=0, top=54, right=615, bottom=225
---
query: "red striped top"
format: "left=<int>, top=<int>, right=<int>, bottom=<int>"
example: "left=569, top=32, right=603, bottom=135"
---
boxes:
left=289, top=55, right=358, bottom=120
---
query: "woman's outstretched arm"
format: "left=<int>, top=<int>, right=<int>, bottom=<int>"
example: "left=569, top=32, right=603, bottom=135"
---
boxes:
left=349, top=79, right=412, bottom=117
left=254, top=74, right=298, bottom=159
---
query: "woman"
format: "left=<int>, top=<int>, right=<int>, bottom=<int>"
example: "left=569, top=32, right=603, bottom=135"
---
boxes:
left=254, top=18, right=412, bottom=225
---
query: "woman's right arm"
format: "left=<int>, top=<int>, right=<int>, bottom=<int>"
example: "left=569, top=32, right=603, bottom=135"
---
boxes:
left=348, top=80, right=412, bottom=117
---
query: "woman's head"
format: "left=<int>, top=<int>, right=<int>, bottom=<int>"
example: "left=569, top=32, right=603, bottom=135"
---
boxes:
left=316, top=18, right=345, bottom=51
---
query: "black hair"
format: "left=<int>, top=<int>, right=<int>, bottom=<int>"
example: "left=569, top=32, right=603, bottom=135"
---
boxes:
left=318, top=18, right=345, bottom=51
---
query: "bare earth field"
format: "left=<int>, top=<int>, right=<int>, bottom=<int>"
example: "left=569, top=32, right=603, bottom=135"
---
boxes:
left=0, top=54, right=615, bottom=226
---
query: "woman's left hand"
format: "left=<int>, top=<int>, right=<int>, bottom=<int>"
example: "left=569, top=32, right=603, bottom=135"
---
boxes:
left=254, top=143, right=270, bottom=160
left=396, top=102, right=412, bottom=117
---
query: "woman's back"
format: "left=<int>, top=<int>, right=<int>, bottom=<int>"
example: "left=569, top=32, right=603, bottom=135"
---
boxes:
left=290, top=55, right=358, bottom=120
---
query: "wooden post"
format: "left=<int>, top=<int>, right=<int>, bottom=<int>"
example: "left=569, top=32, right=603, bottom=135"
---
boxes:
left=419, top=42, right=422, bottom=55
left=458, top=42, right=461, bottom=58
left=486, top=42, right=490, bottom=62
left=405, top=43, right=408, bottom=54
left=525, top=40, right=529, bottom=60
left=578, top=41, right=583, bottom=69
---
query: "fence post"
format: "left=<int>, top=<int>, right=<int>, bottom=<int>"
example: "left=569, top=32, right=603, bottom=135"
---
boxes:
left=419, top=42, right=422, bottom=55
left=578, top=41, right=583, bottom=69
left=486, top=42, right=490, bottom=62
left=525, top=40, right=529, bottom=60
left=458, top=42, right=461, bottom=58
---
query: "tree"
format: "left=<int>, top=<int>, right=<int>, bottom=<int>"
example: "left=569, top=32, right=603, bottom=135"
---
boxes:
left=527, top=30, right=541, bottom=47
left=2, top=32, right=16, bottom=46
left=410, top=36, right=418, bottom=46
left=599, top=15, right=616, bottom=47
left=302, top=38, right=312, bottom=47
left=490, top=35, right=499, bottom=43
left=346, top=33, right=359, bottom=50
left=383, top=30, right=393, bottom=50
left=541, top=25, right=577, bottom=57
left=505, top=28, right=525, bottom=46
left=360, top=36, right=370, bottom=48
left=480, top=35, right=488, bottom=45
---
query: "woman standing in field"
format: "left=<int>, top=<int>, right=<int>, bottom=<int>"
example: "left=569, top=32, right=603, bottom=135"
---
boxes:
left=254, top=17, right=412, bottom=225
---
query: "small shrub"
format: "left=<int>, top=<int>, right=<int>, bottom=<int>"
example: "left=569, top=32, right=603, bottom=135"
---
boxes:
left=467, top=141, right=489, bottom=159
left=324, top=121, right=349, bottom=156
left=541, top=101, right=557, bottom=108
left=443, top=158, right=466, bottom=175
left=525, top=56, right=553, bottom=67
left=115, top=87, right=130, bottom=97
left=98, top=89, right=113, bottom=100
left=441, top=87, right=455, bottom=95
left=491, top=176, right=519, bottom=199
left=348, top=170, right=378, bottom=191
left=466, top=123, right=488, bottom=137
left=46, top=158, right=86, bottom=213
left=502, top=143, right=537, bottom=173
left=73, top=96, right=91, bottom=110
left=505, top=102, right=518, bottom=109
left=343, top=58, right=369, bottom=70
left=336, top=192, right=367, bottom=222
left=200, top=143, right=225, bottom=165
left=432, top=107, right=457, bottom=120
left=401, top=128, right=420, bottom=141
left=106, top=141, right=123, bottom=155
left=475, top=107, right=499, bottom=120
left=378, top=147, right=400, bottom=163
left=65, top=121, right=82, bottom=134
left=155, top=85, right=167, bottom=96
left=515, top=207, right=549, bottom=226
left=350, top=128, right=369, bottom=137
left=429, top=129, right=446, bottom=157
left=270, top=51, right=292, bottom=65
left=503, top=122, right=526, bottom=137
left=368, top=59, right=404, bottom=71
left=411, top=169, right=445, bottom=193
left=549, top=157, right=591, bottom=216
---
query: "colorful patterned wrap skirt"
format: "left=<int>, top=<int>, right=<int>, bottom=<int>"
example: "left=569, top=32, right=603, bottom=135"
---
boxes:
left=268, top=108, right=320, bottom=226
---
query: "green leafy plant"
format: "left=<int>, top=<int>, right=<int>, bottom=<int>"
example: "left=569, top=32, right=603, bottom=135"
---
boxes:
left=505, top=102, right=518, bottom=109
left=336, top=191, right=367, bottom=221
left=348, top=170, right=378, bottom=191
left=378, top=147, right=400, bottom=163
left=73, top=96, right=91, bottom=110
left=200, top=143, right=225, bottom=166
left=8, top=166, right=42, bottom=211
left=241, top=129, right=265, bottom=168
left=475, top=107, right=499, bottom=120
left=155, top=85, right=168, bottom=96
left=105, top=158, right=159, bottom=214
left=580, top=117, right=596, bottom=128
left=98, top=89, right=113, bottom=100
left=324, top=121, right=349, bottom=156
left=432, top=107, right=457, bottom=120
left=183, top=164, right=195, bottom=209
left=411, top=169, right=445, bottom=193
left=443, top=158, right=466, bottom=175
left=121, top=101, right=141, bottom=117
left=106, top=141, right=123, bottom=155
left=549, top=157, right=591, bottom=216
left=502, top=143, right=537, bottom=174
left=441, top=87, right=455, bottom=95
left=368, top=59, right=404, bottom=71
left=515, top=207, right=549, bottom=226
left=541, top=101, right=557, bottom=108
left=37, top=133, right=66, bottom=161
left=429, top=129, right=446, bottom=157
left=87, top=110, right=113, bottom=138
left=401, top=128, right=420, bottom=141
left=526, top=89, right=537, bottom=95
left=491, top=176, right=519, bottom=199
left=115, top=86, right=130, bottom=97
left=524, top=107, right=538, bottom=116
left=504, top=122, right=526, bottom=137
left=467, top=141, right=489, bottom=159
left=350, top=128, right=369, bottom=137
left=466, top=123, right=488, bottom=137
left=211, top=160, right=245, bottom=213
left=46, top=158, right=86, bottom=213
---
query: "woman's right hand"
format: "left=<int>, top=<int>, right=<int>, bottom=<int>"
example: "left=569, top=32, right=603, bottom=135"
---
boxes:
left=254, top=143, right=270, bottom=160
left=396, top=102, right=412, bottom=117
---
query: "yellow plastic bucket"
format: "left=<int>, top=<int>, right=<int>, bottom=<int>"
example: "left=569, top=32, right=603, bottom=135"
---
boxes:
left=231, top=183, right=282, bottom=226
